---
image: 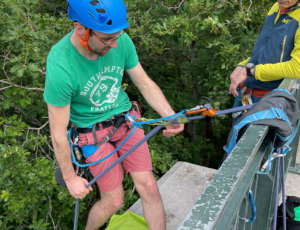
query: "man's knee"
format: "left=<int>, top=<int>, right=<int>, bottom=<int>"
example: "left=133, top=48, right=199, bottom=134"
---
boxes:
left=109, top=195, right=124, bottom=211
left=136, top=176, right=160, bottom=201
left=101, top=186, right=124, bottom=212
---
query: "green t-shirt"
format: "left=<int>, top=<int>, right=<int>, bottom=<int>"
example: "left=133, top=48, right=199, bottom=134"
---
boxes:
left=44, top=30, right=138, bottom=128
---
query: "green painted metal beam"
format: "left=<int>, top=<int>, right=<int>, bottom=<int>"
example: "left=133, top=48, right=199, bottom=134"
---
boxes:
left=177, top=125, right=269, bottom=230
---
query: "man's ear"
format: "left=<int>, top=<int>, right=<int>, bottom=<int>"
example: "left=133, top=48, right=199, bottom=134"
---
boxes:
left=74, top=22, right=87, bottom=38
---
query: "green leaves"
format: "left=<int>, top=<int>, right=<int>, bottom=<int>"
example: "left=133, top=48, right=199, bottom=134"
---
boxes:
left=29, top=219, right=50, bottom=230
left=1, top=191, right=9, bottom=202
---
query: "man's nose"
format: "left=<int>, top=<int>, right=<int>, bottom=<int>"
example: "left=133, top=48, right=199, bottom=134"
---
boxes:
left=109, top=40, right=118, bottom=49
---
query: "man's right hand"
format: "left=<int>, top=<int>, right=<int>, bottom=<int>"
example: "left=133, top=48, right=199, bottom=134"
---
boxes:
left=229, top=66, right=247, bottom=97
left=65, top=175, right=93, bottom=199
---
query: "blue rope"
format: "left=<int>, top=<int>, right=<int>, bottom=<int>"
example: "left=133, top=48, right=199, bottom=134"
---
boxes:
left=246, top=190, right=257, bottom=223
left=69, top=125, right=137, bottom=167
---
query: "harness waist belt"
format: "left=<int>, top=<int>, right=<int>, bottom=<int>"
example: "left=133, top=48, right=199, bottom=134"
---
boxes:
left=77, top=110, right=131, bottom=134
left=77, top=120, right=115, bottom=133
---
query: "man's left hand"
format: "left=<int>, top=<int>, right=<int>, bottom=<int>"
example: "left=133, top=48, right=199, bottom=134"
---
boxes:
left=229, top=68, right=248, bottom=97
left=163, top=123, right=184, bottom=137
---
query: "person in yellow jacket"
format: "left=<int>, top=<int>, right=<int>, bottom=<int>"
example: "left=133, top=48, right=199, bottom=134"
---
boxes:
left=229, top=0, right=300, bottom=124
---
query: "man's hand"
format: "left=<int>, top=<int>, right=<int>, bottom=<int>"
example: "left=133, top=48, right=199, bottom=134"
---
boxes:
left=229, top=67, right=248, bottom=97
left=163, top=123, right=184, bottom=137
left=65, top=175, right=93, bottom=199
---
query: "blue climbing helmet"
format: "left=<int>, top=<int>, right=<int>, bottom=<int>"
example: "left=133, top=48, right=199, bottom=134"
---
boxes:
left=67, top=0, right=129, bottom=34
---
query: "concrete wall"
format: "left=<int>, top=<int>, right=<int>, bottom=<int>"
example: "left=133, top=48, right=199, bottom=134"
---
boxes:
left=128, top=161, right=217, bottom=230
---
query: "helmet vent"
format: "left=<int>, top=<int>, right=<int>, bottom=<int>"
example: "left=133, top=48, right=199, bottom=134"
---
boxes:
left=90, top=17, right=99, bottom=23
left=89, top=13, right=97, bottom=20
left=96, top=8, right=106, bottom=13
left=89, top=0, right=100, bottom=6
left=107, top=20, right=112, bottom=25
left=88, top=8, right=95, bottom=15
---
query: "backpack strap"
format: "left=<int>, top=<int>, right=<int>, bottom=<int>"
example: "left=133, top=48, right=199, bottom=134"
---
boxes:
left=273, top=88, right=294, bottom=95
left=226, top=108, right=292, bottom=155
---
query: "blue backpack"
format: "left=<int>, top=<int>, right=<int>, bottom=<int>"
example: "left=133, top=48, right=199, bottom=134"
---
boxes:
left=224, top=89, right=300, bottom=159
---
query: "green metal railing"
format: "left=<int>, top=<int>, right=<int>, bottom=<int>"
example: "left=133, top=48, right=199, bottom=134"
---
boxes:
left=177, top=79, right=300, bottom=230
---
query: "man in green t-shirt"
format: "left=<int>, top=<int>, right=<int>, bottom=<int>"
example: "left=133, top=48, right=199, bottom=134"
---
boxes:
left=44, top=0, right=183, bottom=229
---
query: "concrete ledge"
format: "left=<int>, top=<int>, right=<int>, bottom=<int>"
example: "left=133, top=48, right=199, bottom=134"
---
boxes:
left=128, top=161, right=217, bottom=230
left=279, top=142, right=300, bottom=204
left=284, top=173, right=300, bottom=197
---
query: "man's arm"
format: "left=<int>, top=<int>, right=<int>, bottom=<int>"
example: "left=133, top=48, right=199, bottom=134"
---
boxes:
left=48, top=103, right=92, bottom=198
left=229, top=29, right=300, bottom=96
left=254, top=31, right=300, bottom=81
left=126, top=62, right=184, bottom=137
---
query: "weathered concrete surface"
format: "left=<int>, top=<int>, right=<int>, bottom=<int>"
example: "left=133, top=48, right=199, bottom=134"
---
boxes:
left=284, top=173, right=300, bottom=197
left=286, top=142, right=300, bottom=196
left=128, top=161, right=217, bottom=230
left=280, top=142, right=300, bottom=204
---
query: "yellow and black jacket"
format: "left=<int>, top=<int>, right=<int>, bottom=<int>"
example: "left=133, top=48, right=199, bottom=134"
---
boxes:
left=239, top=2, right=300, bottom=90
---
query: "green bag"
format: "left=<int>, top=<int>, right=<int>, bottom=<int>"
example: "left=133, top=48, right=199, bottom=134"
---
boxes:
left=294, top=206, right=300, bottom=221
left=106, top=212, right=149, bottom=230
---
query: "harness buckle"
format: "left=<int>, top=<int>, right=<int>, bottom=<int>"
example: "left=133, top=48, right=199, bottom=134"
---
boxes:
left=103, top=136, right=110, bottom=143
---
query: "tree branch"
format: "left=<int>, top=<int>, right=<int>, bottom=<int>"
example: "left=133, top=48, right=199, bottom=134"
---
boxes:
left=0, top=80, right=44, bottom=92
left=160, top=0, right=185, bottom=13
left=246, top=0, right=253, bottom=16
left=46, top=192, right=57, bottom=230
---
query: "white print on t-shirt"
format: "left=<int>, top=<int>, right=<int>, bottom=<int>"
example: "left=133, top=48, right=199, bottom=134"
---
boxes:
left=90, top=103, right=119, bottom=112
left=90, top=76, right=120, bottom=106
left=80, top=66, right=123, bottom=96
left=79, top=66, right=123, bottom=109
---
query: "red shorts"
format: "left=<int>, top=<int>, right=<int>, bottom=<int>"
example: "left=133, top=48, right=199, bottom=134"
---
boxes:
left=78, top=110, right=152, bottom=193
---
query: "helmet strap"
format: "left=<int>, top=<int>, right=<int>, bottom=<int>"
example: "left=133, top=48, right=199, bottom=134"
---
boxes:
left=76, top=28, right=92, bottom=53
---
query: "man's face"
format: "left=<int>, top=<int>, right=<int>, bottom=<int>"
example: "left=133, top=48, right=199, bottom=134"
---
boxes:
left=277, top=0, right=299, bottom=8
left=88, top=31, right=120, bottom=57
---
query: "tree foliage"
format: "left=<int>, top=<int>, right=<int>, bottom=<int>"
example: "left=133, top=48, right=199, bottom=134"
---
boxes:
left=0, top=0, right=273, bottom=228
